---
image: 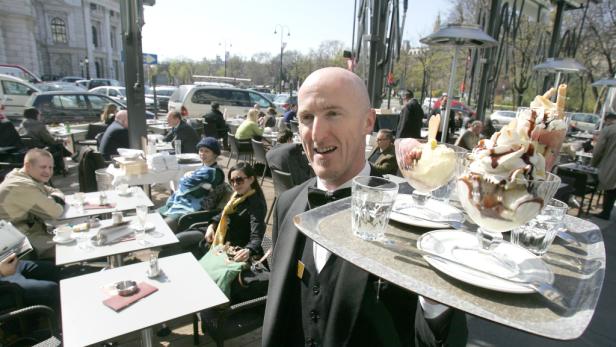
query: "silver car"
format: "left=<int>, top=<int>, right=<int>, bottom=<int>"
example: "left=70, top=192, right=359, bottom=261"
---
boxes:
left=489, top=110, right=516, bottom=129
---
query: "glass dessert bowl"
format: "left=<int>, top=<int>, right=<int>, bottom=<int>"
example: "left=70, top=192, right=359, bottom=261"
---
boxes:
left=457, top=170, right=561, bottom=248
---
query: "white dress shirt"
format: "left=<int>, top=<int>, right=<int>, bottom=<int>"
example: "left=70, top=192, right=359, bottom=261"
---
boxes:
left=312, top=161, right=449, bottom=318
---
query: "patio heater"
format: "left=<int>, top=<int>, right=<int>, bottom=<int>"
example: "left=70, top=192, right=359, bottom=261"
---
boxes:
left=591, top=78, right=616, bottom=131
left=420, top=23, right=497, bottom=143
left=533, top=58, right=587, bottom=102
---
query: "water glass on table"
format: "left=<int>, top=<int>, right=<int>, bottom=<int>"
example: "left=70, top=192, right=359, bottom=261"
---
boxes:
left=135, top=205, right=150, bottom=246
left=174, top=139, right=182, bottom=155
left=511, top=198, right=569, bottom=255
left=351, top=176, right=399, bottom=241
left=74, top=192, right=85, bottom=212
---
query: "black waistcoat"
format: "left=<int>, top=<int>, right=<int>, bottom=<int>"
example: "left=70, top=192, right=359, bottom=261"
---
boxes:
left=299, top=237, right=343, bottom=347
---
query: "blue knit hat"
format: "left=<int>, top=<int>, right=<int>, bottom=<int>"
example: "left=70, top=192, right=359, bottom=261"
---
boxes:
left=196, top=137, right=221, bottom=155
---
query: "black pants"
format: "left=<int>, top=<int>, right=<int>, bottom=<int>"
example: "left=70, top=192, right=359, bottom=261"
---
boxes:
left=600, top=188, right=616, bottom=218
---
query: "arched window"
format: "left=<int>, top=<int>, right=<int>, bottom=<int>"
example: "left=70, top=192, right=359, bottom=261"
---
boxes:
left=51, top=17, right=67, bottom=43
left=92, top=26, right=99, bottom=47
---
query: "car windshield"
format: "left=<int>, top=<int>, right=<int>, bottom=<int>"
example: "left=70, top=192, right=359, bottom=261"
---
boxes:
left=500, top=111, right=516, bottom=118
left=170, top=86, right=191, bottom=102
left=116, top=87, right=126, bottom=96
left=571, top=113, right=597, bottom=123
left=274, top=94, right=290, bottom=103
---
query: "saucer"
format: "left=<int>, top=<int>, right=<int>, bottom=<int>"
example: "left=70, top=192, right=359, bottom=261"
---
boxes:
left=130, top=222, right=155, bottom=232
left=53, top=235, right=76, bottom=244
left=118, top=191, right=132, bottom=197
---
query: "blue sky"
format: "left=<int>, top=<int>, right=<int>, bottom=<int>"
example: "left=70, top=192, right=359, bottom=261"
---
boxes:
left=142, top=0, right=453, bottom=62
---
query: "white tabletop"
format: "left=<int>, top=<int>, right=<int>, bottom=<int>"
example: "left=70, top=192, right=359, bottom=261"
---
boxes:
left=55, top=212, right=178, bottom=266
left=48, top=128, right=88, bottom=137
left=107, top=162, right=202, bottom=186
left=576, top=150, right=593, bottom=158
left=60, top=253, right=228, bottom=347
left=58, top=187, right=153, bottom=221
left=571, top=132, right=594, bottom=139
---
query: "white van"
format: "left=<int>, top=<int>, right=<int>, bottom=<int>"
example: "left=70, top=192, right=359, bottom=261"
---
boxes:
left=167, top=85, right=278, bottom=119
left=0, top=74, right=40, bottom=122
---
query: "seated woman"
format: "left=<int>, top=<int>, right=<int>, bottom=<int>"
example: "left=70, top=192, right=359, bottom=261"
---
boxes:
left=235, top=108, right=264, bottom=141
left=100, top=103, right=117, bottom=125
left=159, top=137, right=225, bottom=232
left=204, top=162, right=267, bottom=260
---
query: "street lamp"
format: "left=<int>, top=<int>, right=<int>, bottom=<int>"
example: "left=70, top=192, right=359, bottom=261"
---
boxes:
left=83, top=57, right=90, bottom=79
left=219, top=41, right=232, bottom=77
left=274, top=24, right=290, bottom=93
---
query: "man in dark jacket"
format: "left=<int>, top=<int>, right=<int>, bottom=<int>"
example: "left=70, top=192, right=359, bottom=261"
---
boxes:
left=203, top=103, right=228, bottom=148
left=367, top=129, right=398, bottom=175
left=99, top=110, right=129, bottom=160
left=266, top=130, right=314, bottom=185
left=262, top=67, right=467, bottom=347
left=164, top=110, right=199, bottom=154
left=396, top=90, right=424, bottom=139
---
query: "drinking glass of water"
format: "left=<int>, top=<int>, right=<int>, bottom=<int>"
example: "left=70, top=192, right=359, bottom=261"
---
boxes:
left=74, top=192, right=85, bottom=212
left=174, top=139, right=182, bottom=155
left=511, top=198, right=569, bottom=255
left=135, top=205, right=150, bottom=245
left=351, top=176, right=398, bottom=242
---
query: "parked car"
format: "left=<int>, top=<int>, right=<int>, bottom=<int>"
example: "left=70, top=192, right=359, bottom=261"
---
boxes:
left=0, top=73, right=41, bottom=124
left=0, top=64, right=42, bottom=84
left=90, top=86, right=155, bottom=111
left=59, top=76, right=85, bottom=83
left=145, top=85, right=177, bottom=112
left=568, top=112, right=600, bottom=132
left=273, top=94, right=297, bottom=112
left=167, top=85, right=276, bottom=118
left=75, top=78, right=121, bottom=90
left=488, top=110, right=516, bottom=129
left=38, top=82, right=86, bottom=92
left=24, top=91, right=154, bottom=124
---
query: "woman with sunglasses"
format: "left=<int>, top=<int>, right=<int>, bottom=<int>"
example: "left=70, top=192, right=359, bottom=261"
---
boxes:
left=205, top=162, right=267, bottom=262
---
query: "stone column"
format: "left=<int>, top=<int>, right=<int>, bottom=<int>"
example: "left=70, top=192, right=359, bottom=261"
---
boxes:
left=103, top=5, right=113, bottom=79
left=82, top=0, right=94, bottom=79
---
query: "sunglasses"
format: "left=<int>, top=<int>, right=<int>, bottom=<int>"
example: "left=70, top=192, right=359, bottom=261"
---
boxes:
left=230, top=176, right=249, bottom=185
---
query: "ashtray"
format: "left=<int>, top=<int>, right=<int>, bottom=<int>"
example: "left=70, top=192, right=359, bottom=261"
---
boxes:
left=115, top=280, right=139, bottom=296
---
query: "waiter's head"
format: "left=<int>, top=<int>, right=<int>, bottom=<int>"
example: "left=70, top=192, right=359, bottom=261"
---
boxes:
left=298, top=67, right=375, bottom=189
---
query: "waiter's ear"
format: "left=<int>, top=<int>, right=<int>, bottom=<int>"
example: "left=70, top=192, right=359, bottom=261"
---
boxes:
left=363, top=108, right=376, bottom=135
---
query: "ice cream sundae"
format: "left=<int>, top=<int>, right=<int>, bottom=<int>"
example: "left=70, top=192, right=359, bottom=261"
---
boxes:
left=395, top=115, right=458, bottom=192
left=516, top=84, right=569, bottom=171
left=457, top=88, right=562, bottom=236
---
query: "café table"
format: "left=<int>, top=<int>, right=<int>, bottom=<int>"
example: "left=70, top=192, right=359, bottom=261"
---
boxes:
left=294, top=198, right=605, bottom=340
left=148, top=123, right=171, bottom=134
left=55, top=212, right=178, bottom=267
left=106, top=160, right=202, bottom=187
left=48, top=127, right=87, bottom=153
left=570, top=132, right=594, bottom=140
left=60, top=252, right=228, bottom=347
left=57, top=187, right=153, bottom=222
left=557, top=162, right=599, bottom=177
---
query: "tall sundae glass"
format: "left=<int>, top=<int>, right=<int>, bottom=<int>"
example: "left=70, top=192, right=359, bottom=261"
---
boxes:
left=457, top=109, right=562, bottom=249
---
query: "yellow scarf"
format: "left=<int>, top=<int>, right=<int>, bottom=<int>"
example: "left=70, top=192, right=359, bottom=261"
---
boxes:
left=213, top=189, right=256, bottom=246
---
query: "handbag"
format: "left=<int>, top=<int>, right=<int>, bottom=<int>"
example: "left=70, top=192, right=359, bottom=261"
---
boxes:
left=199, top=244, right=248, bottom=297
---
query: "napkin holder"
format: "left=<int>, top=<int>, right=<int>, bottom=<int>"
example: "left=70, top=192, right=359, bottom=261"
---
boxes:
left=113, top=157, right=148, bottom=176
left=92, top=221, right=133, bottom=246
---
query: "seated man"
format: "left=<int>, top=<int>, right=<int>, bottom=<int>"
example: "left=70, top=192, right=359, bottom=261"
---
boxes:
left=164, top=110, right=199, bottom=154
left=0, top=149, right=65, bottom=259
left=367, top=129, right=398, bottom=175
left=282, top=103, right=297, bottom=124
left=0, top=252, right=59, bottom=311
left=19, top=107, right=70, bottom=175
left=266, top=129, right=314, bottom=185
left=99, top=110, right=129, bottom=160
left=455, top=120, right=482, bottom=150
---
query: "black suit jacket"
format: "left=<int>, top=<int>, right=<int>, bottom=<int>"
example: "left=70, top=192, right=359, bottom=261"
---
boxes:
left=262, top=174, right=467, bottom=347
left=396, top=99, right=424, bottom=139
left=99, top=121, right=129, bottom=160
left=164, top=121, right=200, bottom=153
left=265, top=143, right=314, bottom=185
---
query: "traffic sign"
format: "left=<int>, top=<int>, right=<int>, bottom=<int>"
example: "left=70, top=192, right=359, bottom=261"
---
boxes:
left=143, top=53, right=158, bottom=65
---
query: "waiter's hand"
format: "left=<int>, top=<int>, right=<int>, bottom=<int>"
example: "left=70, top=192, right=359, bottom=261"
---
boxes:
left=233, top=248, right=250, bottom=262
left=204, top=224, right=216, bottom=243
left=0, top=253, right=18, bottom=277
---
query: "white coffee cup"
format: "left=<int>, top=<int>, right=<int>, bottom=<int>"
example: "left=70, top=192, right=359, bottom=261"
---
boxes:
left=118, top=184, right=129, bottom=195
left=55, top=225, right=72, bottom=241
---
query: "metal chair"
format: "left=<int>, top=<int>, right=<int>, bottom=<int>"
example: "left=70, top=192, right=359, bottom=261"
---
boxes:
left=251, top=139, right=269, bottom=185
left=194, top=236, right=273, bottom=347
left=266, top=169, right=295, bottom=224
left=226, top=133, right=252, bottom=168
left=289, top=120, right=299, bottom=133
left=555, top=166, right=598, bottom=216
left=76, top=123, right=107, bottom=149
left=0, top=282, right=61, bottom=347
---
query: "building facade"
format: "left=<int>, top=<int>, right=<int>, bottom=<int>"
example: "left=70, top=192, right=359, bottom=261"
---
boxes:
left=0, top=0, right=123, bottom=81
